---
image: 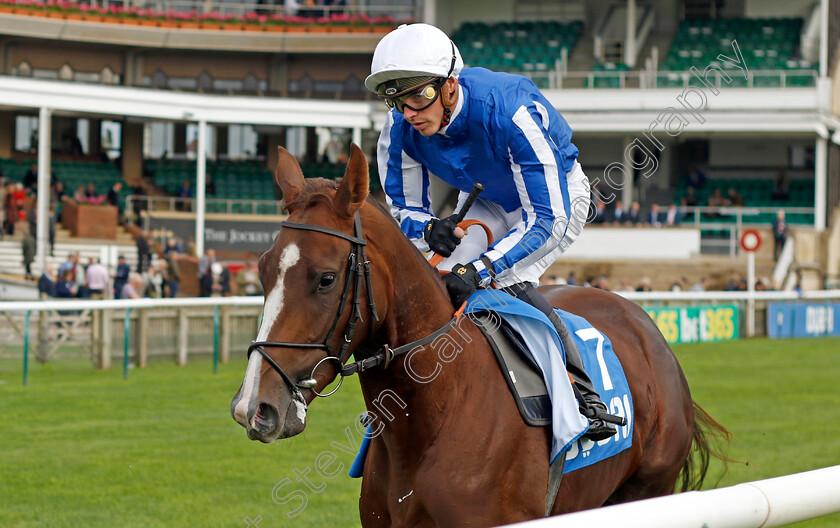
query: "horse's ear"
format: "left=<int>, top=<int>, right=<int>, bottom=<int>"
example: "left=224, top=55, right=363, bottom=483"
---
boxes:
left=275, top=146, right=305, bottom=210
left=334, top=143, right=369, bottom=217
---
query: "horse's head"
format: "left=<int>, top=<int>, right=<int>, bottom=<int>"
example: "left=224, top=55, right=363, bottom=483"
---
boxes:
left=231, top=144, right=379, bottom=443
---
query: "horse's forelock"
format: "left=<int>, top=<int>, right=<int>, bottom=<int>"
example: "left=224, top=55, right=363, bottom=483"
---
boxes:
left=286, top=178, right=342, bottom=216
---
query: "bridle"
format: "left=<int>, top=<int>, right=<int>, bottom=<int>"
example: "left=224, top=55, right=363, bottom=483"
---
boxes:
left=247, top=211, right=458, bottom=406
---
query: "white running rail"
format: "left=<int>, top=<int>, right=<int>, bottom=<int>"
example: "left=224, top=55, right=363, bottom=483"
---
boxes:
left=503, top=465, right=840, bottom=528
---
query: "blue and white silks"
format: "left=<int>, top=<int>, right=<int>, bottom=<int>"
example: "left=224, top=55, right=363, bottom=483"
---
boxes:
left=349, top=290, right=634, bottom=477
left=377, top=67, right=580, bottom=285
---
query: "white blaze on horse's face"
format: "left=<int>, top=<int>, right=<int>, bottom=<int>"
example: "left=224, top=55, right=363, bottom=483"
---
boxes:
left=233, top=243, right=300, bottom=427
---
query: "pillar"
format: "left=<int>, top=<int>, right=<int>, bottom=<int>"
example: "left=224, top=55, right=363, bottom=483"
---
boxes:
left=122, top=121, right=143, bottom=184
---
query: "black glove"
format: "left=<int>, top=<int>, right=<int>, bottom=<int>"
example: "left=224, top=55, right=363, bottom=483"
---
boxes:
left=442, top=263, right=481, bottom=307
left=424, top=215, right=461, bottom=257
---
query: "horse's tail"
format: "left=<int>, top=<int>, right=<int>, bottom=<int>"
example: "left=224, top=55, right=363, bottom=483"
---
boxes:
left=678, top=401, right=732, bottom=492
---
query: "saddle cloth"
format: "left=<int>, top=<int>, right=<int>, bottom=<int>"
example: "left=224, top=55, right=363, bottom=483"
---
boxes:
left=348, top=289, right=634, bottom=477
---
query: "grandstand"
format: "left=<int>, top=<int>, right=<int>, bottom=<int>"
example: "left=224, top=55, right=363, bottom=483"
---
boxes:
left=0, top=0, right=839, bottom=295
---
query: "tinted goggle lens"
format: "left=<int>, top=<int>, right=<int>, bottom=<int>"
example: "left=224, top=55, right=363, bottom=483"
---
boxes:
left=382, top=81, right=442, bottom=113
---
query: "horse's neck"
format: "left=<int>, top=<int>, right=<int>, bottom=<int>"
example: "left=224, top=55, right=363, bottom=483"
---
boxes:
left=358, top=219, right=497, bottom=455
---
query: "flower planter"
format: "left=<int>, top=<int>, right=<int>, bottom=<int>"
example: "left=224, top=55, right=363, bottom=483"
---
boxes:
left=329, top=26, right=351, bottom=33
left=65, top=12, right=84, bottom=21
left=285, top=25, right=306, bottom=33
left=307, top=26, right=328, bottom=33
left=138, top=19, right=159, bottom=27
left=372, top=26, right=392, bottom=34
left=47, top=11, right=66, bottom=19
left=200, top=22, right=222, bottom=30
left=179, top=21, right=200, bottom=29
left=265, top=25, right=286, bottom=33
left=243, top=24, right=264, bottom=32
left=0, top=5, right=15, bottom=14
left=157, top=20, right=178, bottom=28
left=100, top=16, right=121, bottom=24
left=222, top=23, right=243, bottom=31
left=121, top=18, right=142, bottom=25
left=84, top=14, right=105, bottom=22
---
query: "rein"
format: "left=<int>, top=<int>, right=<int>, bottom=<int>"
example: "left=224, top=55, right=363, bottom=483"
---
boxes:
left=247, top=211, right=457, bottom=402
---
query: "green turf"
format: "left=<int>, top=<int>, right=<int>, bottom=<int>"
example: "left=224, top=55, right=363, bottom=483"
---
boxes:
left=0, top=337, right=838, bottom=527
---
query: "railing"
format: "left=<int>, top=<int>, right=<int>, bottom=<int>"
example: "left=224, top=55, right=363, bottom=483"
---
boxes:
left=552, top=68, right=819, bottom=90
left=70, top=0, right=417, bottom=20
left=504, top=465, right=840, bottom=528
left=127, top=194, right=287, bottom=217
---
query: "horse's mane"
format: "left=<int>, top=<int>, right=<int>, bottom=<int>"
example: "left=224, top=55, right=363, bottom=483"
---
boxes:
left=288, top=177, right=443, bottom=285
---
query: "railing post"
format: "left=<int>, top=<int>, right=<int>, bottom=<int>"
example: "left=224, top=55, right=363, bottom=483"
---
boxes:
left=220, top=304, right=231, bottom=364
left=138, top=308, right=148, bottom=368
left=37, top=308, right=49, bottom=363
left=91, top=308, right=101, bottom=367
left=101, top=308, right=113, bottom=370
left=123, top=308, right=131, bottom=380
left=178, top=308, right=188, bottom=366
left=213, top=305, right=220, bottom=374
left=22, top=311, right=30, bottom=386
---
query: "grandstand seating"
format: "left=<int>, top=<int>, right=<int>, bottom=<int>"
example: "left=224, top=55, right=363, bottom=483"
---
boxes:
left=675, top=176, right=815, bottom=229
left=659, top=17, right=815, bottom=88
left=452, top=20, right=583, bottom=88
left=587, top=62, right=631, bottom=88
left=1, top=158, right=130, bottom=208
left=144, top=159, right=382, bottom=214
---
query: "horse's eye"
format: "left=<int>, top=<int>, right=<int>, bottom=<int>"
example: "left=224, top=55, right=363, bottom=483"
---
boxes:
left=318, top=274, right=336, bottom=291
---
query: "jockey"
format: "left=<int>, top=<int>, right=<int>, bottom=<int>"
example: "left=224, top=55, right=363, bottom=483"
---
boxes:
left=366, top=23, right=616, bottom=441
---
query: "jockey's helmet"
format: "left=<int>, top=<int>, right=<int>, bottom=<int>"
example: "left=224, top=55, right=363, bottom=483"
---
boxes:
left=364, top=23, right=464, bottom=103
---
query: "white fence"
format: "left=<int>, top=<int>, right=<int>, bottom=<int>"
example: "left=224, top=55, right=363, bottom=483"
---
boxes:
left=505, top=465, right=840, bottom=528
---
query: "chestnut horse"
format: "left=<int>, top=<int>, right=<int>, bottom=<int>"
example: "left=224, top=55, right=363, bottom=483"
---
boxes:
left=231, top=145, right=727, bottom=527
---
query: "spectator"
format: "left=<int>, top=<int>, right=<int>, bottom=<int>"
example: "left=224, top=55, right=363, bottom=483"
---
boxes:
left=120, top=272, right=144, bottom=299
left=689, top=277, right=708, bottom=292
left=85, top=258, right=110, bottom=299
left=177, top=180, right=193, bottom=211
left=201, top=262, right=231, bottom=297
left=664, top=204, right=682, bottom=226
left=164, top=237, right=183, bottom=257
left=48, top=204, right=56, bottom=256
left=5, top=183, right=25, bottom=235
left=669, top=277, right=688, bottom=292
left=85, top=184, right=102, bottom=204
left=106, top=181, right=124, bottom=222
left=23, top=163, right=38, bottom=191
left=684, top=186, right=698, bottom=207
left=132, top=182, right=147, bottom=226
left=706, top=188, right=725, bottom=218
left=617, top=278, right=634, bottom=292
left=51, top=181, right=66, bottom=205
left=38, top=264, right=57, bottom=297
left=566, top=271, right=577, bottom=286
left=772, top=209, right=788, bottom=261
left=636, top=276, right=652, bottom=292
left=727, top=188, right=745, bottom=207
left=627, top=201, right=642, bottom=225
left=198, top=249, right=216, bottom=279
left=236, top=259, right=262, bottom=296
left=22, top=232, right=36, bottom=280
left=113, top=255, right=130, bottom=299
left=145, top=264, right=166, bottom=298
left=591, top=276, right=610, bottom=290
left=56, top=269, right=78, bottom=298
left=135, top=231, right=151, bottom=274
left=73, top=185, right=87, bottom=203
left=591, top=201, right=607, bottom=224
left=608, top=200, right=627, bottom=225
left=683, top=165, right=706, bottom=189
left=165, top=252, right=181, bottom=298
left=772, top=170, right=790, bottom=201
left=724, top=273, right=746, bottom=291
left=647, top=204, right=662, bottom=227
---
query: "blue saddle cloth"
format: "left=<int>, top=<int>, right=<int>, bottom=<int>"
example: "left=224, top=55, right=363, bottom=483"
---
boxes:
left=349, top=289, right=634, bottom=477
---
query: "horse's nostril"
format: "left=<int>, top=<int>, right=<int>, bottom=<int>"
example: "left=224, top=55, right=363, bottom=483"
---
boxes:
left=253, top=402, right=279, bottom=434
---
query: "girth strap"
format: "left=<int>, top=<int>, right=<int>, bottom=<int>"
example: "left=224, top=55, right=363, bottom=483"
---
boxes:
left=545, top=454, right=566, bottom=517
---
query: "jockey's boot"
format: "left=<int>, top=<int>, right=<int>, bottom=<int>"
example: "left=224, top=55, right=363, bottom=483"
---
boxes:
left=502, top=282, right=617, bottom=442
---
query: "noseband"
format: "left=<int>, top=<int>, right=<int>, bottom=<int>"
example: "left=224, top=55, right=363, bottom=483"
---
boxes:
left=247, top=211, right=459, bottom=405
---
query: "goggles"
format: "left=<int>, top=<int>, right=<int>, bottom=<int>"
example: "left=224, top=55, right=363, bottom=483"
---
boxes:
left=382, top=78, right=446, bottom=113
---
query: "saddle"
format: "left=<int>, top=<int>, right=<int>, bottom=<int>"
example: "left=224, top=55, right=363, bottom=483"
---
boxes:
left=471, top=312, right=552, bottom=426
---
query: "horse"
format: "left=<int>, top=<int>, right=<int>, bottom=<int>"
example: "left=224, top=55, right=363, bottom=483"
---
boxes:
left=230, top=144, right=729, bottom=527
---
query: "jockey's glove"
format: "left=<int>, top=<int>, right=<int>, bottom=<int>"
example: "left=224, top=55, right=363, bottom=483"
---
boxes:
left=442, top=263, right=481, bottom=307
left=424, top=215, right=461, bottom=257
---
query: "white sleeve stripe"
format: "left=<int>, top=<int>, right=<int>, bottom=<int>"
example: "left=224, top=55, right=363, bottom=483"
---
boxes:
left=511, top=104, right=567, bottom=221
left=488, top=148, right=536, bottom=259
left=400, top=150, right=427, bottom=210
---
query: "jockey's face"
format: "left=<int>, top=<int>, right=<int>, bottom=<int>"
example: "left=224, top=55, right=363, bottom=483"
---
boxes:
left=402, top=77, right=458, bottom=137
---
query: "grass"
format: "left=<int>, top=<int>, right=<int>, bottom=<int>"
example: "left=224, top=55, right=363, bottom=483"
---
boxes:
left=0, top=337, right=838, bottom=527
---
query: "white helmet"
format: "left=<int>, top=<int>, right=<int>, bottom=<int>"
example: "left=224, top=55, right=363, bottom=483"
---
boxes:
left=364, top=23, right=464, bottom=94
